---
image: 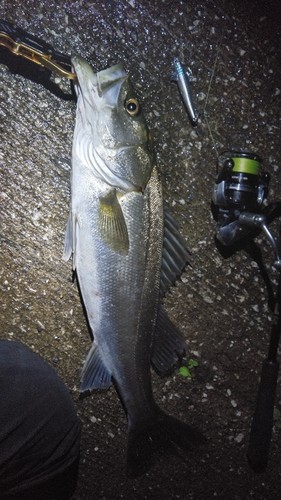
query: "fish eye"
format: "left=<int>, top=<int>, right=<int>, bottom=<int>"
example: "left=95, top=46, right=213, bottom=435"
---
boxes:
left=124, top=98, right=140, bottom=117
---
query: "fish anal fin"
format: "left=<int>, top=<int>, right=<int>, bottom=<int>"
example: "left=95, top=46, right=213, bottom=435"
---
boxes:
left=151, top=306, right=186, bottom=376
left=80, top=343, right=112, bottom=392
left=98, top=189, right=129, bottom=255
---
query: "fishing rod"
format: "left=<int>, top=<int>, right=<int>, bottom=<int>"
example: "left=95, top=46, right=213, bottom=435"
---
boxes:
left=171, top=48, right=281, bottom=470
left=193, top=34, right=281, bottom=470
left=212, top=150, right=281, bottom=472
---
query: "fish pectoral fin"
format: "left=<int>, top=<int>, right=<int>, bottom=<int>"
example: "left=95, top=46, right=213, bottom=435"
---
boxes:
left=98, top=189, right=129, bottom=255
left=151, top=306, right=186, bottom=376
left=63, top=211, right=73, bottom=261
left=80, top=343, right=112, bottom=392
left=62, top=211, right=77, bottom=271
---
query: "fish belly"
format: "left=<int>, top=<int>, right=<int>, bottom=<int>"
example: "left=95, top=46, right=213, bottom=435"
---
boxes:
left=74, top=166, right=163, bottom=419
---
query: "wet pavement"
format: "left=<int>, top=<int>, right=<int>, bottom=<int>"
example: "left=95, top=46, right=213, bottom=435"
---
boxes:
left=1, top=1, right=281, bottom=498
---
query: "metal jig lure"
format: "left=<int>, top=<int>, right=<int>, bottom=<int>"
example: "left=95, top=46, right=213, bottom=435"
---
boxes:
left=172, top=58, right=198, bottom=126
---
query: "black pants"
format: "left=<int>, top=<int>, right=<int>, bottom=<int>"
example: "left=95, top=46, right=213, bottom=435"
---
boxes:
left=0, top=340, right=81, bottom=499
left=3, top=456, right=80, bottom=500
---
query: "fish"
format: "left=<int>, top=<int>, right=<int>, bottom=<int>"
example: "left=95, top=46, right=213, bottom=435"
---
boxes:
left=63, top=55, right=204, bottom=476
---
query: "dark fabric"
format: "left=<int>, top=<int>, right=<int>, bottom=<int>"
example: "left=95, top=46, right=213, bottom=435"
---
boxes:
left=2, top=457, right=80, bottom=500
left=0, top=340, right=81, bottom=498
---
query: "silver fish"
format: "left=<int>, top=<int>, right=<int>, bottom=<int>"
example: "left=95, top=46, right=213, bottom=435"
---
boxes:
left=63, top=55, right=204, bottom=476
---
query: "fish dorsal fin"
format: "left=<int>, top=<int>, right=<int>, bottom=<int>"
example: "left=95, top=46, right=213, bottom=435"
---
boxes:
left=98, top=189, right=129, bottom=255
left=80, top=343, right=112, bottom=392
left=151, top=306, right=186, bottom=376
left=160, top=207, right=191, bottom=296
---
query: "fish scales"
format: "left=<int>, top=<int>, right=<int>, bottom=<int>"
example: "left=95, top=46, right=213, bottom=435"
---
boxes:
left=77, top=170, right=163, bottom=414
left=64, top=55, right=204, bottom=476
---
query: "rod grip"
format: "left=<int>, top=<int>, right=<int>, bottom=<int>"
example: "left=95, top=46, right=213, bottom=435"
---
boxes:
left=247, top=359, right=279, bottom=472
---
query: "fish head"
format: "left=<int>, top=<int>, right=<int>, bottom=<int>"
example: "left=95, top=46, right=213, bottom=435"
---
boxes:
left=72, top=55, right=154, bottom=192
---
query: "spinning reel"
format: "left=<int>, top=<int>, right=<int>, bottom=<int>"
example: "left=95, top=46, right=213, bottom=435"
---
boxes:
left=212, top=150, right=281, bottom=472
left=212, top=151, right=281, bottom=267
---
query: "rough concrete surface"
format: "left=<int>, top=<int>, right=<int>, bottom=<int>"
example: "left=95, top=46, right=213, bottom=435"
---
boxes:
left=1, top=0, right=281, bottom=498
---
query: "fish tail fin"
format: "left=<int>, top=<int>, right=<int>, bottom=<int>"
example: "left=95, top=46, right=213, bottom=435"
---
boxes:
left=127, top=407, right=206, bottom=477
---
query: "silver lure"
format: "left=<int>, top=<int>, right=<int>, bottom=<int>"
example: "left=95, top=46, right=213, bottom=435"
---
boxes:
left=172, top=58, right=198, bottom=126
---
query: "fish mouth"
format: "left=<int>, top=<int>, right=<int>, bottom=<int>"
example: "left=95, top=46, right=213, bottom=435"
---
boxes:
left=71, top=55, right=128, bottom=106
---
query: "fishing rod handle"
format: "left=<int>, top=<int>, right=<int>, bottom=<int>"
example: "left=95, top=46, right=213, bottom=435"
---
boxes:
left=247, top=359, right=279, bottom=472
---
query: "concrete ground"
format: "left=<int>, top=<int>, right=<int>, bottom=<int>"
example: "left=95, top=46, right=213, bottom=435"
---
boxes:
left=1, top=0, right=281, bottom=498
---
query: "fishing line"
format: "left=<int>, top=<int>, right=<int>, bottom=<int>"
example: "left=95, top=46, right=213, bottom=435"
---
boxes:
left=203, top=32, right=224, bottom=170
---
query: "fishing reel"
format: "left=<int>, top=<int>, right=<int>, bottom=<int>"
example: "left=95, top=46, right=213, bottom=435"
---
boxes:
left=212, top=150, right=281, bottom=472
left=211, top=151, right=281, bottom=265
left=213, top=151, right=269, bottom=212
